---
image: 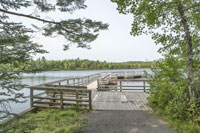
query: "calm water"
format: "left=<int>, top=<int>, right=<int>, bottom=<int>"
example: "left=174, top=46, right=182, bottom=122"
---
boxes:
left=6, top=69, right=150, bottom=114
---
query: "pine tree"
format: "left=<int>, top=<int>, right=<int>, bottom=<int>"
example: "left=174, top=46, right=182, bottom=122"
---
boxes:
left=0, top=0, right=108, bottom=119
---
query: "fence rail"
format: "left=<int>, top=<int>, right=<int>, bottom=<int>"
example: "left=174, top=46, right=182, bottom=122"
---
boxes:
left=45, top=73, right=101, bottom=86
left=29, top=71, right=148, bottom=110
left=29, top=73, right=102, bottom=110
left=98, top=79, right=150, bottom=92
left=30, top=86, right=92, bottom=110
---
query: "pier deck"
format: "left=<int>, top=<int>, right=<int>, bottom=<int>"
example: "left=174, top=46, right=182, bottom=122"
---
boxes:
left=29, top=71, right=150, bottom=111
left=92, top=91, right=151, bottom=111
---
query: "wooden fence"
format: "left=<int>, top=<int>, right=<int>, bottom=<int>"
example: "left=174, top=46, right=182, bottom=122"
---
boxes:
left=30, top=86, right=92, bottom=110
left=29, top=73, right=103, bottom=110
left=29, top=71, right=149, bottom=110
left=98, top=79, right=150, bottom=92
left=44, top=73, right=101, bottom=87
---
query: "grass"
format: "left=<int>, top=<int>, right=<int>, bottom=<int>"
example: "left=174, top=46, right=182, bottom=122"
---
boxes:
left=0, top=109, right=87, bottom=133
left=168, top=120, right=200, bottom=133
left=152, top=108, right=200, bottom=133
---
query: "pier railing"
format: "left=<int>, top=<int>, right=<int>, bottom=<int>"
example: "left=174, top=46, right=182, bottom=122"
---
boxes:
left=29, top=73, right=103, bottom=110
left=98, top=79, right=149, bottom=92
left=97, top=71, right=149, bottom=92
left=30, top=86, right=92, bottom=110
left=29, top=71, right=149, bottom=110
left=44, top=73, right=101, bottom=87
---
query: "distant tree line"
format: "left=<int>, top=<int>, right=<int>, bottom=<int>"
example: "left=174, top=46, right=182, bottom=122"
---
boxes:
left=25, top=57, right=153, bottom=71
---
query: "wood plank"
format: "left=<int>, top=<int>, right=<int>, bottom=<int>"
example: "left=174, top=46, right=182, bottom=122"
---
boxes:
left=92, top=91, right=151, bottom=111
left=46, top=84, right=87, bottom=88
left=121, top=95, right=128, bottom=103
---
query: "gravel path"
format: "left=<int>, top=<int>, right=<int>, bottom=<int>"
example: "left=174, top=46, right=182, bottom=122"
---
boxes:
left=83, top=110, right=175, bottom=133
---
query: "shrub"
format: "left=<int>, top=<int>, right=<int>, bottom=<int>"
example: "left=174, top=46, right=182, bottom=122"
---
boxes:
left=148, top=56, right=200, bottom=131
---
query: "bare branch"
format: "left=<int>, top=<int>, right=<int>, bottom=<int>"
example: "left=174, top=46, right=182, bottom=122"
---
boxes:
left=0, top=8, right=85, bottom=39
left=0, top=8, right=60, bottom=25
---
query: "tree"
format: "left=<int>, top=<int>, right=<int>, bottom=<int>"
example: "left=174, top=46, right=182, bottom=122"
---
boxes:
left=0, top=0, right=108, bottom=120
left=111, top=0, right=200, bottom=100
left=0, top=32, right=46, bottom=119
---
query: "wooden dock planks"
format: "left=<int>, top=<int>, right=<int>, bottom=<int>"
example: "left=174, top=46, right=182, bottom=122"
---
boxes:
left=92, top=91, right=151, bottom=111
left=30, top=71, right=151, bottom=111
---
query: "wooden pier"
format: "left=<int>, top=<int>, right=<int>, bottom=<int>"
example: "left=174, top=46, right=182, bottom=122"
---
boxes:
left=29, top=71, right=151, bottom=111
left=92, top=91, right=151, bottom=110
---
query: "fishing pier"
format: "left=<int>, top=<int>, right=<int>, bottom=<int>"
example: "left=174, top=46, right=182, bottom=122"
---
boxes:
left=30, top=71, right=151, bottom=111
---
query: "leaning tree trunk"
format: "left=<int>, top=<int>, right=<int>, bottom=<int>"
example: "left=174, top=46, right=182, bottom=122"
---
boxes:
left=177, top=3, right=195, bottom=100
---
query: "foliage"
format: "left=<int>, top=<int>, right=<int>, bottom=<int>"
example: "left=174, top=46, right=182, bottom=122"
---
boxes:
left=112, top=0, right=200, bottom=131
left=111, top=0, right=200, bottom=54
left=0, top=109, right=87, bottom=133
left=0, top=32, right=46, bottom=119
left=111, top=0, right=200, bottom=99
left=0, top=0, right=108, bottom=119
left=148, top=56, right=200, bottom=131
left=0, top=0, right=109, bottom=50
left=25, top=57, right=153, bottom=71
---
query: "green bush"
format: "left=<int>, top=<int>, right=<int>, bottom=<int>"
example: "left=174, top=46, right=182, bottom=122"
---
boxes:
left=148, top=56, right=200, bottom=132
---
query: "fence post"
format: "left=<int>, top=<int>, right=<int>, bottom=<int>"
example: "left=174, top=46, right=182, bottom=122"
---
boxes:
left=89, top=90, right=92, bottom=110
left=60, top=92, right=64, bottom=109
left=98, top=73, right=101, bottom=78
left=73, top=79, right=75, bottom=85
left=143, top=81, right=146, bottom=92
left=76, top=90, right=79, bottom=106
left=52, top=91, right=56, bottom=103
left=67, top=80, right=69, bottom=85
left=59, top=82, right=61, bottom=86
left=30, top=88, right=33, bottom=107
left=120, top=81, right=122, bottom=92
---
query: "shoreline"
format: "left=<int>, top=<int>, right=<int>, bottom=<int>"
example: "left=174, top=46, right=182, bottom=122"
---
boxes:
left=25, top=68, right=151, bottom=73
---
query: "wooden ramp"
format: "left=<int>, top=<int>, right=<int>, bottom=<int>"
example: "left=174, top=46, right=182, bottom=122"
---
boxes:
left=92, top=91, right=151, bottom=111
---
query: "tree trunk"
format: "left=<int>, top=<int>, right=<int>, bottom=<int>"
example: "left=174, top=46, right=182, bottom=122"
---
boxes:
left=177, top=3, right=195, bottom=100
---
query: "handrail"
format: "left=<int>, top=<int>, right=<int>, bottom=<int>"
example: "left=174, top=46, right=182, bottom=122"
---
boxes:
left=29, top=72, right=101, bottom=87
left=30, top=87, right=92, bottom=110
left=29, top=70, right=149, bottom=110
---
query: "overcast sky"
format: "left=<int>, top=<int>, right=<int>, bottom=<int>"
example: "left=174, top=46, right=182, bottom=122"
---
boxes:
left=30, top=0, right=162, bottom=62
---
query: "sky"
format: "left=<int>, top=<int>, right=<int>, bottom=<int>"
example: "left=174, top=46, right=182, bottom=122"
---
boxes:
left=21, top=0, right=162, bottom=62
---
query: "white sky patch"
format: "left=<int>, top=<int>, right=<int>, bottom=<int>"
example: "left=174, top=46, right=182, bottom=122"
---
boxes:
left=9, top=0, right=163, bottom=62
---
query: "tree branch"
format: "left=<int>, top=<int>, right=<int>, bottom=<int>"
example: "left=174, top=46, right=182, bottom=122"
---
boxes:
left=0, top=8, right=84, bottom=40
left=0, top=8, right=60, bottom=25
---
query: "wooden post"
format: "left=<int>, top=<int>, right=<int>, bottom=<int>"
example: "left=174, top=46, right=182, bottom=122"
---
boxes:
left=59, top=82, right=61, bottom=86
left=67, top=80, right=69, bottom=85
left=143, top=81, right=146, bottom=92
left=87, top=76, right=89, bottom=83
left=120, top=81, right=122, bottom=92
left=89, top=90, right=92, bottom=110
left=52, top=91, right=56, bottom=103
left=73, top=79, right=75, bottom=85
left=82, top=78, right=83, bottom=85
left=76, top=90, right=79, bottom=106
left=97, top=79, right=99, bottom=89
left=30, top=88, right=33, bottom=107
left=79, top=90, right=83, bottom=104
left=98, top=73, right=101, bottom=78
left=60, top=92, right=64, bottom=109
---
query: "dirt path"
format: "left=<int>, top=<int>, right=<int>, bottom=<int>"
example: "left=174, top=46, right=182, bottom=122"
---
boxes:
left=83, top=110, right=175, bottom=133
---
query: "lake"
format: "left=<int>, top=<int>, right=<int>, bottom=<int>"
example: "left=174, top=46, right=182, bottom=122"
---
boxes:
left=5, top=69, right=150, bottom=114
